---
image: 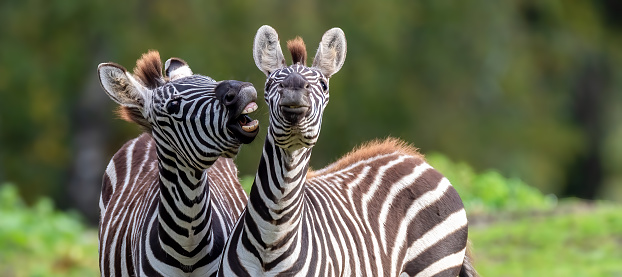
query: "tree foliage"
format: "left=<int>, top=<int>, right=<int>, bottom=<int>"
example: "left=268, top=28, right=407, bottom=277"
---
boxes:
left=1, top=0, right=621, bottom=216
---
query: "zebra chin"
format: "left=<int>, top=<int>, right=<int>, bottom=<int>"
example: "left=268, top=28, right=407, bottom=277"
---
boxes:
left=273, top=129, right=319, bottom=150
left=227, top=124, right=259, bottom=145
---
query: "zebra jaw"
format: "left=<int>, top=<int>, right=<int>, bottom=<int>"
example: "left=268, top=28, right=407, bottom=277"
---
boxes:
left=239, top=102, right=259, bottom=133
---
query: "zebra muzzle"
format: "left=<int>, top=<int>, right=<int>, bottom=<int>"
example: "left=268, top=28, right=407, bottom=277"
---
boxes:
left=220, top=81, right=260, bottom=144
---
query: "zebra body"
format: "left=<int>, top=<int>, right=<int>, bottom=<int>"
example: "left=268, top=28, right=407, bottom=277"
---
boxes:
left=218, top=26, right=475, bottom=276
left=97, top=51, right=259, bottom=276
left=99, top=134, right=247, bottom=276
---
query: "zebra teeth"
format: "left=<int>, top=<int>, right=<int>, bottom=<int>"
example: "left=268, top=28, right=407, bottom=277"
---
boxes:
left=241, top=119, right=259, bottom=132
left=242, top=102, right=258, bottom=115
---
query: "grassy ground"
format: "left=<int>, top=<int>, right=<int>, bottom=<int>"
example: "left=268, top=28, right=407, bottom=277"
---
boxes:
left=0, top=185, right=98, bottom=277
left=1, top=181, right=621, bottom=276
left=469, top=202, right=622, bottom=276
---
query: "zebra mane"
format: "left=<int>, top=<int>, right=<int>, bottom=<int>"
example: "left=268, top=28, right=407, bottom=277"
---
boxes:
left=133, top=50, right=165, bottom=89
left=112, top=50, right=165, bottom=132
left=287, top=36, right=307, bottom=66
left=308, top=137, right=424, bottom=178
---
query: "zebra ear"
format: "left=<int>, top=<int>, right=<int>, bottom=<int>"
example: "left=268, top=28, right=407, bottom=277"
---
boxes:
left=98, top=63, right=148, bottom=109
left=312, top=28, right=347, bottom=78
left=98, top=63, right=152, bottom=130
left=165, top=58, right=193, bottom=81
left=253, top=25, right=286, bottom=76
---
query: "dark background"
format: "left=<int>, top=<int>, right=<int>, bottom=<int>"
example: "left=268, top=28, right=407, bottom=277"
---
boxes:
left=1, top=0, right=621, bottom=223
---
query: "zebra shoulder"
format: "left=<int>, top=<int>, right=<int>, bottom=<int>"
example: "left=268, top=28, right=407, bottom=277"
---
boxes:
left=101, top=133, right=156, bottom=208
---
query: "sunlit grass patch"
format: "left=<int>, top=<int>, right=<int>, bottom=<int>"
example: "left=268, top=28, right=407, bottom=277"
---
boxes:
left=469, top=203, right=622, bottom=276
left=0, top=184, right=99, bottom=277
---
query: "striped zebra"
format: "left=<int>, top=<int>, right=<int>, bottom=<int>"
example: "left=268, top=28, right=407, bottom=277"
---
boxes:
left=97, top=51, right=260, bottom=276
left=218, top=26, right=478, bottom=276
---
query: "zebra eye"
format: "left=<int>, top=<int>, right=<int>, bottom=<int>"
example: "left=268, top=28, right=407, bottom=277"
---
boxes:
left=319, top=80, right=328, bottom=92
left=166, top=97, right=182, bottom=114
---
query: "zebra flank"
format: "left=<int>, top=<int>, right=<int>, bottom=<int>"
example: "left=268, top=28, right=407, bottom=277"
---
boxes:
left=98, top=51, right=259, bottom=276
left=218, top=26, right=477, bottom=276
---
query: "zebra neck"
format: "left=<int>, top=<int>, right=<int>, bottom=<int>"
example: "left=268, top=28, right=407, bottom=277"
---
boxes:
left=246, top=135, right=311, bottom=246
left=156, top=149, right=215, bottom=263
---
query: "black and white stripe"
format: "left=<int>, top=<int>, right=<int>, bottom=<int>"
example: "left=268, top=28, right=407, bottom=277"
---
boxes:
left=97, top=53, right=258, bottom=277
left=218, top=26, right=477, bottom=277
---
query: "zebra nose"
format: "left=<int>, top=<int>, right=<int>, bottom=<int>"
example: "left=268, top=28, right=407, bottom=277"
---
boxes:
left=223, top=89, right=237, bottom=106
left=279, top=89, right=310, bottom=123
left=280, top=89, right=309, bottom=108
left=281, top=72, right=308, bottom=89
left=216, top=80, right=256, bottom=106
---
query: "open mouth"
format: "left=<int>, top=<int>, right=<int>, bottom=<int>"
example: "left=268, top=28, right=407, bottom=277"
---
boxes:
left=238, top=102, right=259, bottom=132
left=228, top=101, right=259, bottom=144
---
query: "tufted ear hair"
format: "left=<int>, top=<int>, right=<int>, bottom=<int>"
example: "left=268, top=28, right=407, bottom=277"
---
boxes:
left=253, top=25, right=286, bottom=76
left=312, top=28, right=347, bottom=78
left=98, top=63, right=151, bottom=130
left=165, top=57, right=193, bottom=81
left=98, top=63, right=147, bottom=108
left=133, top=50, right=165, bottom=89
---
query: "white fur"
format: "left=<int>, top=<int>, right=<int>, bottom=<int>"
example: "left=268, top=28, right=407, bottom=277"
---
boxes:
left=253, top=25, right=286, bottom=76
left=252, top=25, right=347, bottom=78
left=312, top=28, right=347, bottom=77
left=165, top=58, right=193, bottom=80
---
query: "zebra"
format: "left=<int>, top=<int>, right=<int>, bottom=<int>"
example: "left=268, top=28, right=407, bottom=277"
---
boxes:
left=218, top=26, right=478, bottom=276
left=97, top=50, right=260, bottom=276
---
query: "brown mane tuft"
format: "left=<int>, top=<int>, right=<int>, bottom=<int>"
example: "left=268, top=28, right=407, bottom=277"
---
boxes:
left=133, top=50, right=164, bottom=89
left=307, top=137, right=424, bottom=178
left=287, top=37, right=307, bottom=66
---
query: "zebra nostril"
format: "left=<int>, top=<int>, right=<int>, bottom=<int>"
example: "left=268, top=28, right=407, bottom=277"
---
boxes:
left=224, top=91, right=236, bottom=105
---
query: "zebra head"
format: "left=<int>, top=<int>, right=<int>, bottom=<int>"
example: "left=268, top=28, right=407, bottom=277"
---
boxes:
left=253, top=25, right=346, bottom=150
left=98, top=51, right=259, bottom=168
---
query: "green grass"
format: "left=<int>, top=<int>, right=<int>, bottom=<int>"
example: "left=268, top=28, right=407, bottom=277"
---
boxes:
left=0, top=184, right=99, bottom=277
left=469, top=203, right=622, bottom=276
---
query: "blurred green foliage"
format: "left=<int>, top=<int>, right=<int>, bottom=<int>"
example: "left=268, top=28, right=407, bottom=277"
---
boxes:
left=470, top=204, right=622, bottom=276
left=0, top=184, right=98, bottom=276
left=1, top=0, right=621, bottom=209
left=240, top=175, right=254, bottom=194
left=426, top=153, right=557, bottom=213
